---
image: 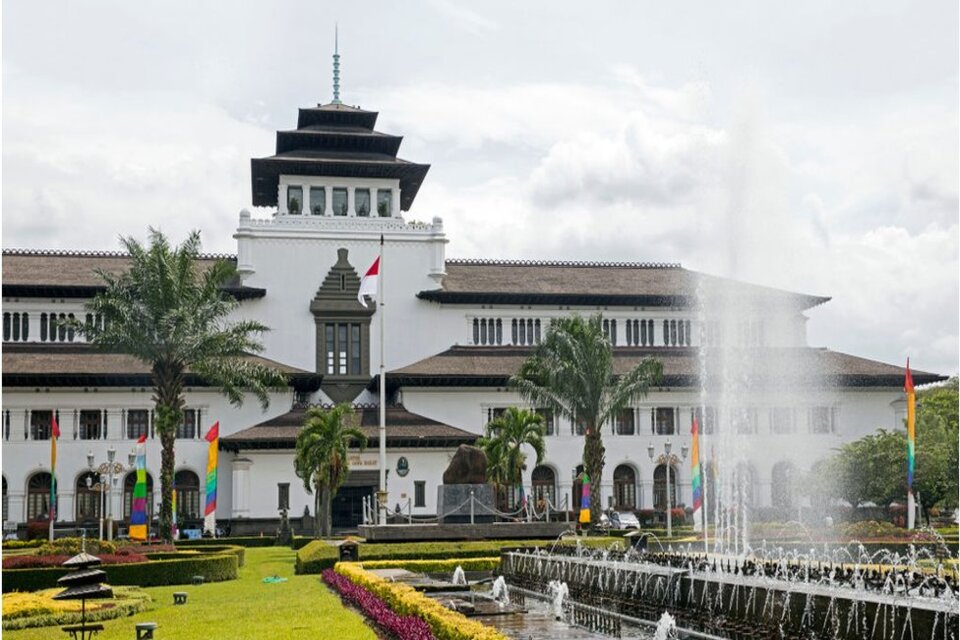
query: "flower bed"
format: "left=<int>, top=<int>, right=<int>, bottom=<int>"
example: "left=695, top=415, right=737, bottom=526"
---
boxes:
left=323, top=569, right=435, bottom=640
left=3, top=551, right=148, bottom=569
left=2, top=586, right=150, bottom=630
left=335, top=562, right=509, bottom=640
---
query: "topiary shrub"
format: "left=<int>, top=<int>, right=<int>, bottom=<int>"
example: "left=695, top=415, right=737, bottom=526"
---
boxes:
left=36, top=538, right=117, bottom=557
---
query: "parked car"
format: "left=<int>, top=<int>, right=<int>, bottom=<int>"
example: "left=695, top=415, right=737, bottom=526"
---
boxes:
left=610, top=511, right=641, bottom=529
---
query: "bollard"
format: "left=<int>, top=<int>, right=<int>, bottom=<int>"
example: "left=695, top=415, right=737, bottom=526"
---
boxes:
left=469, top=490, right=475, bottom=525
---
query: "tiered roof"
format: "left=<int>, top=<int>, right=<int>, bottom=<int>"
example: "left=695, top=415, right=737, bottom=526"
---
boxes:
left=221, top=405, right=477, bottom=450
left=250, top=103, right=430, bottom=210
left=419, top=259, right=831, bottom=309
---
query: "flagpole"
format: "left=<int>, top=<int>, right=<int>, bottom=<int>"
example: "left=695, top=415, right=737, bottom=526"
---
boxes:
left=378, top=234, right=387, bottom=526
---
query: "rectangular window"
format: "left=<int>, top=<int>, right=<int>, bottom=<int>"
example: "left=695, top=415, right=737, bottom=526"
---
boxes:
left=127, top=409, right=149, bottom=440
left=770, top=407, right=795, bottom=435
left=809, top=407, right=833, bottom=434
left=732, top=408, right=758, bottom=434
left=486, top=407, right=506, bottom=424
left=278, top=483, right=290, bottom=510
left=287, top=186, right=303, bottom=214
left=377, top=189, right=392, bottom=217
left=573, top=417, right=586, bottom=436
left=414, top=481, right=426, bottom=508
left=338, top=325, right=348, bottom=375
left=536, top=408, right=555, bottom=436
left=355, top=188, right=371, bottom=217
left=309, top=187, right=326, bottom=215
left=79, top=410, right=102, bottom=440
left=177, top=409, right=197, bottom=439
left=694, top=407, right=717, bottom=434
left=332, top=188, right=348, bottom=216
left=350, top=324, right=361, bottom=375
left=653, top=408, right=675, bottom=435
left=325, top=324, right=336, bottom=374
left=31, top=410, right=53, bottom=440
left=615, top=409, right=635, bottom=435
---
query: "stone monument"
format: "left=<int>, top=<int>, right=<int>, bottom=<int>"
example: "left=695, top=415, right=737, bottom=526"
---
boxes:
left=437, top=445, right=496, bottom=523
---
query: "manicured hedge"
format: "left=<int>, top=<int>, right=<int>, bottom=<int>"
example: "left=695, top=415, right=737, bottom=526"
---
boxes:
left=336, top=562, right=507, bottom=640
left=359, top=558, right=500, bottom=573
left=3, top=586, right=150, bottom=631
left=176, top=536, right=314, bottom=549
left=150, top=544, right=245, bottom=566
left=296, top=538, right=622, bottom=574
left=3, top=553, right=238, bottom=592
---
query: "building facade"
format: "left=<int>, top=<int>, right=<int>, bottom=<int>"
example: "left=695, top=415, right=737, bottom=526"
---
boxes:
left=1, top=95, right=943, bottom=536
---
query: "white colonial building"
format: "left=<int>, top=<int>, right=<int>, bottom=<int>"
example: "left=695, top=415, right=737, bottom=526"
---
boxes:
left=1, top=86, right=943, bottom=536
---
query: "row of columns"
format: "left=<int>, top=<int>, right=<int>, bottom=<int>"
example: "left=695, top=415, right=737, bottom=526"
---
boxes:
left=281, top=184, right=401, bottom=218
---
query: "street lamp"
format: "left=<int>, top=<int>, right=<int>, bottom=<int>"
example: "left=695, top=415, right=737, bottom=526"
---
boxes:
left=648, top=440, right=688, bottom=538
left=87, top=447, right=134, bottom=541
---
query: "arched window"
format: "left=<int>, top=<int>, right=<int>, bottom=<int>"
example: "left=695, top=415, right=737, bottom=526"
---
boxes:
left=653, top=464, right=677, bottom=511
left=531, top=465, right=556, bottom=508
left=613, top=465, right=636, bottom=509
left=123, top=471, right=155, bottom=521
left=732, top=462, right=757, bottom=509
left=175, top=470, right=201, bottom=520
left=27, top=472, right=53, bottom=521
left=2, top=476, right=8, bottom=522
left=771, top=461, right=797, bottom=514
left=75, top=472, right=101, bottom=522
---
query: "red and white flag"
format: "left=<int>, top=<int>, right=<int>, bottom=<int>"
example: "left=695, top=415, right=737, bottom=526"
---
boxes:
left=358, top=257, right=380, bottom=307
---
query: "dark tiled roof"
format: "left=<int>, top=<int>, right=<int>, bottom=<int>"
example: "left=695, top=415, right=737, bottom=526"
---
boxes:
left=220, top=405, right=477, bottom=450
left=1, top=250, right=264, bottom=299
left=418, top=260, right=830, bottom=310
left=2, top=344, right=321, bottom=391
left=251, top=103, right=429, bottom=210
left=381, top=345, right=945, bottom=389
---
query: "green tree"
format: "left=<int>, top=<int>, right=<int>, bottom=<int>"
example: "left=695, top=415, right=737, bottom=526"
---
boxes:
left=478, top=407, right=546, bottom=511
left=511, top=314, right=662, bottom=524
left=294, top=404, right=367, bottom=538
left=915, top=377, right=959, bottom=525
left=80, top=229, right=287, bottom=541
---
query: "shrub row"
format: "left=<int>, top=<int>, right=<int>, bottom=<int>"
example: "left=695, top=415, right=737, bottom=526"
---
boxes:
left=2, top=586, right=150, bottom=631
left=2, top=540, right=45, bottom=550
left=3, top=553, right=238, bottom=592
left=3, top=551, right=148, bottom=569
left=358, top=558, right=500, bottom=573
left=336, top=562, right=508, bottom=640
left=323, top=569, right=435, bottom=640
left=296, top=538, right=621, bottom=574
left=175, top=535, right=313, bottom=549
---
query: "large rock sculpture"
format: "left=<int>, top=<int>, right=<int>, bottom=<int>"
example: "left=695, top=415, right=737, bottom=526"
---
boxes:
left=442, top=445, right=488, bottom=485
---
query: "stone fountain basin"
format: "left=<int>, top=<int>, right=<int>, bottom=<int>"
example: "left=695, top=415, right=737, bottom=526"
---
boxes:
left=367, top=568, right=471, bottom=593
left=430, top=590, right=526, bottom=617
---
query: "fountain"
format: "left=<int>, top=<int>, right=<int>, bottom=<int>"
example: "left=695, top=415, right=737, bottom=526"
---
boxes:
left=547, top=580, right=568, bottom=620
left=653, top=612, right=678, bottom=640
left=452, top=565, right=467, bottom=586
left=492, top=575, right=511, bottom=605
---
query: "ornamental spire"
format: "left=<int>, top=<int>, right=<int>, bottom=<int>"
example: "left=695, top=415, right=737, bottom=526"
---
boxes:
left=332, top=25, right=342, bottom=105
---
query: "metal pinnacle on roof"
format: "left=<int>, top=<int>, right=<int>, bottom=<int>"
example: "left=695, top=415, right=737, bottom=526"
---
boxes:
left=332, top=24, right=342, bottom=105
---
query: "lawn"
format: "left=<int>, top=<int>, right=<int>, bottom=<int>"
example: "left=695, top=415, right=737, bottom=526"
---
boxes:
left=3, top=547, right=377, bottom=640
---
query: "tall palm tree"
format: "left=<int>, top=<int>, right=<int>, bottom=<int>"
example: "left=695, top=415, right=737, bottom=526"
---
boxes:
left=294, top=404, right=367, bottom=537
left=511, top=314, right=661, bottom=524
left=478, top=408, right=546, bottom=511
left=80, top=229, right=287, bottom=541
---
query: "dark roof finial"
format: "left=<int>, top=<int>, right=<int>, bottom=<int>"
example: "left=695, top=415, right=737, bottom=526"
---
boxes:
left=332, top=24, right=342, bottom=105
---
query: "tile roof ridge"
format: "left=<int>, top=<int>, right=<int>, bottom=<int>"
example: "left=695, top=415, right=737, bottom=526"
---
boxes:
left=445, top=258, right=682, bottom=269
left=2, top=248, right=237, bottom=260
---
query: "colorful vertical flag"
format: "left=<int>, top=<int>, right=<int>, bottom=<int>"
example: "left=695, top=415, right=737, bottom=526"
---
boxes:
left=204, top=422, right=219, bottom=534
left=171, top=488, right=179, bottom=540
left=905, top=359, right=916, bottom=529
left=690, top=417, right=703, bottom=523
left=49, top=415, right=60, bottom=524
left=578, top=471, right=591, bottom=524
left=129, top=434, right=148, bottom=540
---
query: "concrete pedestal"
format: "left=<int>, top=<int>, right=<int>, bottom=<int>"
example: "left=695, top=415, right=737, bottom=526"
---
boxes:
left=436, top=484, right=495, bottom=523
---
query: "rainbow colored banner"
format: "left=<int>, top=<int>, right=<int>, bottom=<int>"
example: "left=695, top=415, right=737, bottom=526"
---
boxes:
left=50, top=415, right=60, bottom=525
left=204, top=422, right=219, bottom=533
left=905, top=361, right=916, bottom=490
left=578, top=471, right=591, bottom=524
left=691, top=418, right=703, bottom=512
left=171, top=488, right=178, bottom=540
left=129, top=434, right=148, bottom=540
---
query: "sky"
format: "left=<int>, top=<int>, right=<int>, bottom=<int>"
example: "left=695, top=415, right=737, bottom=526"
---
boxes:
left=3, top=1, right=958, bottom=376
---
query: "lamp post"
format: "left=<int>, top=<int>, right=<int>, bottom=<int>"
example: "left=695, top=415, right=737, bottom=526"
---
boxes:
left=87, top=448, right=135, bottom=541
left=648, top=440, right=689, bottom=538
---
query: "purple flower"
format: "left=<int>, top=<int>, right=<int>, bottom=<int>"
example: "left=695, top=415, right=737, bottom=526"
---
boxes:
left=322, top=569, right=435, bottom=640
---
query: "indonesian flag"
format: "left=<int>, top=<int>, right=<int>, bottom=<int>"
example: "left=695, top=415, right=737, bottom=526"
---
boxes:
left=358, top=256, right=380, bottom=307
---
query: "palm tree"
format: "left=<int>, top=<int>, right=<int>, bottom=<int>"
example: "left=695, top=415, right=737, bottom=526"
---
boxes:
left=294, top=404, right=367, bottom=537
left=80, top=229, right=287, bottom=541
left=478, top=408, right=546, bottom=512
left=511, top=314, right=662, bottom=524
